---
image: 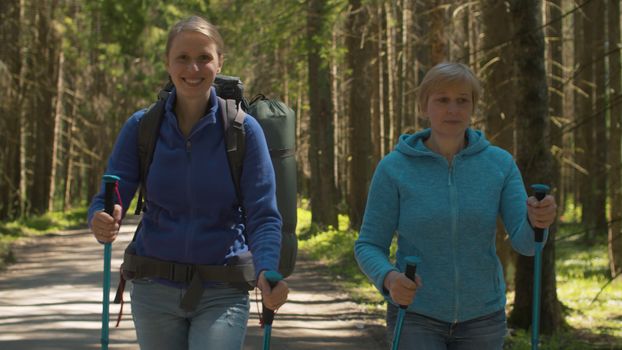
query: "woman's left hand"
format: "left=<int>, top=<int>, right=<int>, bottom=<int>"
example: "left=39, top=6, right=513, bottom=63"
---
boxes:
left=527, top=194, right=557, bottom=229
left=258, top=271, right=289, bottom=311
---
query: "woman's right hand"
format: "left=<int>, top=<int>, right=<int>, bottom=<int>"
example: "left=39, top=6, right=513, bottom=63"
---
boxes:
left=384, top=270, right=422, bottom=306
left=90, top=204, right=122, bottom=243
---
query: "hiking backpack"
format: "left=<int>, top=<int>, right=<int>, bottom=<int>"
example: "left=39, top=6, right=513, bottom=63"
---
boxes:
left=125, top=74, right=297, bottom=283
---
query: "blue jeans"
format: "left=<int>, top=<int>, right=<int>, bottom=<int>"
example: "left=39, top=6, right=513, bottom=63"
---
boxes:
left=131, top=278, right=250, bottom=350
left=386, top=304, right=507, bottom=350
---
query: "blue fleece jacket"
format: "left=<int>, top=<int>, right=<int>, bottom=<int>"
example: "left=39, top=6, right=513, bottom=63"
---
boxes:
left=88, top=87, right=282, bottom=282
left=355, top=128, right=546, bottom=323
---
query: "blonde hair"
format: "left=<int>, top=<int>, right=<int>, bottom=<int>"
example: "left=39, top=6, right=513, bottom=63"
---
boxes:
left=417, top=62, right=481, bottom=113
left=165, top=16, right=224, bottom=58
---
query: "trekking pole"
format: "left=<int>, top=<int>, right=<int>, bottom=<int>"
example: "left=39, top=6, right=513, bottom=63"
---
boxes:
left=530, top=184, right=550, bottom=350
left=391, top=256, right=421, bottom=350
left=262, top=270, right=283, bottom=350
left=101, top=174, right=120, bottom=350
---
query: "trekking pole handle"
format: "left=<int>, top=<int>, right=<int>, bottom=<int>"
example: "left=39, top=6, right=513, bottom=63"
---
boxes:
left=400, top=256, right=421, bottom=310
left=262, top=271, right=283, bottom=326
left=103, top=175, right=120, bottom=215
left=530, top=184, right=550, bottom=243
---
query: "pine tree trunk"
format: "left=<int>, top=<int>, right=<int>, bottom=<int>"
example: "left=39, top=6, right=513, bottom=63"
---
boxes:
left=0, top=0, right=22, bottom=220
left=507, top=0, right=565, bottom=334
left=468, top=2, right=480, bottom=70
left=297, top=72, right=311, bottom=200
left=331, top=30, right=348, bottom=206
left=376, top=5, right=386, bottom=157
left=346, top=0, right=373, bottom=230
left=429, top=0, right=447, bottom=64
left=385, top=2, right=397, bottom=146
left=30, top=1, right=59, bottom=215
left=307, top=0, right=338, bottom=228
left=546, top=0, right=563, bottom=208
left=608, top=0, right=622, bottom=277
left=561, top=0, right=575, bottom=215
left=575, top=1, right=596, bottom=243
left=481, top=0, right=517, bottom=289
left=401, top=0, right=416, bottom=132
left=449, top=1, right=469, bottom=62
left=48, top=49, right=64, bottom=212
left=63, top=97, right=77, bottom=211
left=592, top=0, right=608, bottom=238
left=17, top=0, right=37, bottom=217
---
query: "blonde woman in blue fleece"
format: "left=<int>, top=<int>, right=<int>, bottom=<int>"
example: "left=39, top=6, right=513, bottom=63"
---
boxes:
left=354, top=62, right=557, bottom=349
left=89, top=16, right=288, bottom=349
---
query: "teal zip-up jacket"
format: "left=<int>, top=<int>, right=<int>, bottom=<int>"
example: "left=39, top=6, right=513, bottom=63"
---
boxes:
left=355, top=128, right=546, bottom=323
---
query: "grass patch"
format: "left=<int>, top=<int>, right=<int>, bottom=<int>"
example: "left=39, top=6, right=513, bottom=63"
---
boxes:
left=550, top=225, right=622, bottom=347
left=297, top=206, right=622, bottom=349
left=0, top=207, right=89, bottom=270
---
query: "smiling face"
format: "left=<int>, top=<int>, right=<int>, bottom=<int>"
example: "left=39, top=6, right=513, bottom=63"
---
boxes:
left=166, top=31, right=223, bottom=101
left=423, top=82, right=473, bottom=140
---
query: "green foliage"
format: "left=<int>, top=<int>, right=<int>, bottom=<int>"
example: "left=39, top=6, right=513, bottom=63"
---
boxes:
left=554, top=227, right=622, bottom=343
left=0, top=207, right=88, bottom=270
left=0, top=207, right=87, bottom=238
left=503, top=329, right=607, bottom=350
left=17, top=207, right=88, bottom=235
left=560, top=195, right=582, bottom=223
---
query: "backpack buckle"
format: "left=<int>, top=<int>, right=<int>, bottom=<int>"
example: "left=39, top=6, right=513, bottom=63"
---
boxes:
left=171, top=263, right=195, bottom=283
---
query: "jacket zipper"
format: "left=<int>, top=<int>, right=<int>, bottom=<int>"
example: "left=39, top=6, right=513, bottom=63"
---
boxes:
left=448, top=161, right=460, bottom=323
left=185, top=138, right=192, bottom=258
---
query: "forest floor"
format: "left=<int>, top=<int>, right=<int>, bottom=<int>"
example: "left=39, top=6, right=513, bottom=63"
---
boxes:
left=0, top=217, right=387, bottom=350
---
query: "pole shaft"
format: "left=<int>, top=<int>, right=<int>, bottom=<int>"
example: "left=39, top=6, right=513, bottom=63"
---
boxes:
left=101, top=243, right=111, bottom=349
left=392, top=309, right=406, bottom=350
left=263, top=325, right=272, bottom=350
left=101, top=179, right=116, bottom=349
left=531, top=242, right=543, bottom=350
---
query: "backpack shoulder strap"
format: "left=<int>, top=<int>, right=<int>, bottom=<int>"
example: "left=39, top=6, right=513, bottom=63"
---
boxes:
left=217, top=96, right=246, bottom=206
left=135, top=82, right=174, bottom=215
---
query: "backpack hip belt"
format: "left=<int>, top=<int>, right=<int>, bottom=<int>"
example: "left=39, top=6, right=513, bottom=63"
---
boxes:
left=121, top=250, right=256, bottom=286
left=114, top=245, right=256, bottom=313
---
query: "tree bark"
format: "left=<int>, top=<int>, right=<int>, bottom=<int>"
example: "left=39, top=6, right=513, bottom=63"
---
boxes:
left=385, top=2, right=397, bottom=147
left=481, top=0, right=517, bottom=289
left=575, top=0, right=597, bottom=243
left=429, top=0, right=448, bottom=64
left=401, top=0, right=416, bottom=132
left=346, top=0, right=373, bottom=230
left=331, top=29, right=348, bottom=208
left=449, top=1, right=469, bottom=62
left=591, top=0, right=608, bottom=239
left=63, top=94, right=77, bottom=211
left=546, top=0, right=563, bottom=205
left=0, top=0, right=22, bottom=220
left=376, top=5, right=386, bottom=158
left=560, top=0, right=575, bottom=216
left=29, top=0, right=59, bottom=215
left=507, top=0, right=565, bottom=334
left=307, top=0, right=338, bottom=228
left=49, top=49, right=64, bottom=212
left=414, top=0, right=430, bottom=128
left=608, top=0, right=622, bottom=277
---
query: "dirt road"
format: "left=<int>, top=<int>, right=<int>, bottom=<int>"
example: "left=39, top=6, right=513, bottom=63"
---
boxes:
left=0, top=220, right=386, bottom=349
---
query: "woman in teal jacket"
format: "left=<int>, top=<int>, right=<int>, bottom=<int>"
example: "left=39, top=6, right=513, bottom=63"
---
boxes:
left=354, top=62, right=557, bottom=349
